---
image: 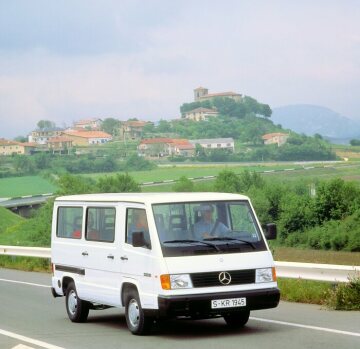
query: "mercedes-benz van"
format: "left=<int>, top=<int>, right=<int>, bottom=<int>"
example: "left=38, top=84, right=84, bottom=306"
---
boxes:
left=51, top=193, right=280, bottom=335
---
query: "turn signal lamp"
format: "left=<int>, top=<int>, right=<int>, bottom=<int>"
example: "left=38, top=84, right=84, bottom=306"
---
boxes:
left=160, top=274, right=171, bottom=290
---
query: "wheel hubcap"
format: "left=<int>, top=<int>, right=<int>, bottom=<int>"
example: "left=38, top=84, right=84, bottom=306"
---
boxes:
left=128, top=299, right=140, bottom=327
left=68, top=290, right=78, bottom=315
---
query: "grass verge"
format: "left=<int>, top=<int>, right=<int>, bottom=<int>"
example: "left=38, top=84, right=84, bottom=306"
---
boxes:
left=271, top=246, right=360, bottom=266
left=278, top=277, right=360, bottom=310
left=0, top=256, right=51, bottom=272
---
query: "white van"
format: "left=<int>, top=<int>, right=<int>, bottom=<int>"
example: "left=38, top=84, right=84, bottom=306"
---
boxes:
left=51, top=193, right=279, bottom=335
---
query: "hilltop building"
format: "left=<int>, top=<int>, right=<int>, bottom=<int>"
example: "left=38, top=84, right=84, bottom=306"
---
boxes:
left=262, top=133, right=289, bottom=147
left=194, top=87, right=242, bottom=102
left=184, top=107, right=219, bottom=121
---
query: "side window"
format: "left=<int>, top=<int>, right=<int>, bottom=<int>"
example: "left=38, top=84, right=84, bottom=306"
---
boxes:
left=86, top=207, right=116, bottom=242
left=228, top=203, right=259, bottom=240
left=126, top=208, right=151, bottom=249
left=57, top=207, right=83, bottom=239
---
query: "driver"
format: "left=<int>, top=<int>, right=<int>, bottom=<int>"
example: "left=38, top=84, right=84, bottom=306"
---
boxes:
left=193, top=204, right=229, bottom=240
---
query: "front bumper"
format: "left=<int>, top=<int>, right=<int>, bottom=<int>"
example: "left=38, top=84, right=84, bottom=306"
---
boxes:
left=155, top=287, right=280, bottom=318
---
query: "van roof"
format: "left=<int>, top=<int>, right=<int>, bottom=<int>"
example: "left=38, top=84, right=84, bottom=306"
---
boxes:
left=55, top=192, right=249, bottom=204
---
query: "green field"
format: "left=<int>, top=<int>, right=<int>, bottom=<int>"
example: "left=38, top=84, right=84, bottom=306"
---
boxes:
left=0, top=176, right=57, bottom=197
left=0, top=162, right=359, bottom=198
left=83, top=162, right=346, bottom=183
left=0, top=207, right=24, bottom=234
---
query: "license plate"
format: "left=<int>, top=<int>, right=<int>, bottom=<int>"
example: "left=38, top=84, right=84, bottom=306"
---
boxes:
left=211, top=297, right=246, bottom=309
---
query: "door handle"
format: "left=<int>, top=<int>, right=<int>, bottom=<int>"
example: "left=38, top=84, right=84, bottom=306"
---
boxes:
left=107, top=254, right=114, bottom=260
left=82, top=251, right=88, bottom=256
left=120, top=256, right=128, bottom=261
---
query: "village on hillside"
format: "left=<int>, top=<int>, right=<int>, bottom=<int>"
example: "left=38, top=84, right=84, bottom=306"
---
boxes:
left=0, top=87, right=289, bottom=159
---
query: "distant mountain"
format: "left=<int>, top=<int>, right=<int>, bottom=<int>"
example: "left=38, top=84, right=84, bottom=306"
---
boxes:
left=271, top=105, right=360, bottom=141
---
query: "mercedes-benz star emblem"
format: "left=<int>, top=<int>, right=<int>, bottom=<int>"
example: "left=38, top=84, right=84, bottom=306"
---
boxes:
left=219, top=271, right=231, bottom=285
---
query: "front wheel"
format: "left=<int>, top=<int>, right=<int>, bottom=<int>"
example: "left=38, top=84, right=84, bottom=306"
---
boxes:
left=125, top=290, right=153, bottom=335
left=223, top=310, right=250, bottom=328
left=65, top=282, right=89, bottom=323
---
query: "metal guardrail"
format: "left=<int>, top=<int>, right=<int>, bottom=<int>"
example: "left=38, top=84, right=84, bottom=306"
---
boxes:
left=0, top=245, right=359, bottom=283
left=0, top=246, right=51, bottom=258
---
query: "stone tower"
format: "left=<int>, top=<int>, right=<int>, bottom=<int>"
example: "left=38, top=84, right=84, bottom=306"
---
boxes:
left=194, top=87, right=208, bottom=101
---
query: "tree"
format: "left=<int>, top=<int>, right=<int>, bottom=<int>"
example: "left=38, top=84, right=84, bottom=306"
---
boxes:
left=37, top=120, right=56, bottom=129
left=173, top=176, right=194, bottom=192
left=101, top=118, right=120, bottom=136
left=350, top=139, right=360, bottom=146
left=214, top=170, right=242, bottom=193
left=314, top=178, right=360, bottom=223
left=97, top=173, right=140, bottom=192
left=157, top=120, right=172, bottom=133
left=33, top=153, right=51, bottom=170
left=13, top=135, right=27, bottom=142
left=56, top=174, right=96, bottom=195
left=13, top=155, right=35, bottom=173
left=124, top=154, right=156, bottom=171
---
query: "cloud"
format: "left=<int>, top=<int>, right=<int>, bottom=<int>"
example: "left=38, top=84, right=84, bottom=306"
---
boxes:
left=0, top=0, right=360, bottom=138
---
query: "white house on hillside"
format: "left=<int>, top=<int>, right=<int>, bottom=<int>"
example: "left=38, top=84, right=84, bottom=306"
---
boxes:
left=190, top=138, right=235, bottom=152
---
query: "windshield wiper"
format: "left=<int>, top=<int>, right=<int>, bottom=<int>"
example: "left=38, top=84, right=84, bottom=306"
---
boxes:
left=203, top=237, right=256, bottom=250
left=162, top=239, right=221, bottom=252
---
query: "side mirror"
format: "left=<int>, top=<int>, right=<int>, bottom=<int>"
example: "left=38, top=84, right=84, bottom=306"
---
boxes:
left=132, top=231, right=146, bottom=247
left=265, top=223, right=277, bottom=240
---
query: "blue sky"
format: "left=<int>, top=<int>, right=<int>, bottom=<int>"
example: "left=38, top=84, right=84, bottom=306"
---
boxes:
left=0, top=0, right=359, bottom=138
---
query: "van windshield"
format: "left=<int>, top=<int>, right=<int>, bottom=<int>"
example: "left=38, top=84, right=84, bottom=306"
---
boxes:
left=152, top=201, right=267, bottom=257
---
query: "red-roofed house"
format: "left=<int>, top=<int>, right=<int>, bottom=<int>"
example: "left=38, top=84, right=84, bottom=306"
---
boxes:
left=0, top=139, right=37, bottom=155
left=62, top=130, right=112, bottom=146
left=262, top=132, right=289, bottom=146
left=74, top=118, right=102, bottom=130
left=138, top=138, right=194, bottom=157
left=47, top=137, right=74, bottom=153
left=119, top=120, right=152, bottom=140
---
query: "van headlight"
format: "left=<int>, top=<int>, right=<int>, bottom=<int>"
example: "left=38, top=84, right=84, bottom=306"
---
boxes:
left=170, top=274, right=193, bottom=289
left=256, top=268, right=275, bottom=283
left=160, top=274, right=193, bottom=289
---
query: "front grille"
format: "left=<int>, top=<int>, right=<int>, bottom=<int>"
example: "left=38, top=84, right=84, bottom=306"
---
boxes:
left=190, top=269, right=255, bottom=288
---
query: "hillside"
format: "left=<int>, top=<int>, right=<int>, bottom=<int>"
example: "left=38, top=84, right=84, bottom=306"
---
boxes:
left=0, top=207, right=23, bottom=234
left=272, top=104, right=360, bottom=140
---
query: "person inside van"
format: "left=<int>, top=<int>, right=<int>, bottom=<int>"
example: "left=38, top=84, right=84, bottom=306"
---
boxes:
left=193, top=204, right=229, bottom=240
left=127, top=209, right=151, bottom=247
left=86, top=211, right=100, bottom=240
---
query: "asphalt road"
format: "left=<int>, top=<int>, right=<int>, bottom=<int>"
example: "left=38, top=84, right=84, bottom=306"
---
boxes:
left=0, top=269, right=359, bottom=349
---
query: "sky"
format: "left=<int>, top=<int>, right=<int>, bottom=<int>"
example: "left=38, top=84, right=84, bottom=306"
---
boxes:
left=0, top=0, right=359, bottom=138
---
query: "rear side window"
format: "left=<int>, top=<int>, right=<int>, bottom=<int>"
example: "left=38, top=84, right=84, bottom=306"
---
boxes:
left=86, top=207, right=116, bottom=242
left=57, top=207, right=83, bottom=239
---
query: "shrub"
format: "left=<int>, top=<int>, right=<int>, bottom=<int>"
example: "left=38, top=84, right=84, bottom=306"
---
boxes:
left=325, top=275, right=360, bottom=310
left=173, top=176, right=194, bottom=192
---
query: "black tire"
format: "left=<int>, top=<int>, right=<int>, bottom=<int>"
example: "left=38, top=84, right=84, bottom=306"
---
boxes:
left=223, top=310, right=250, bottom=328
left=124, top=289, right=153, bottom=335
left=65, top=282, right=89, bottom=323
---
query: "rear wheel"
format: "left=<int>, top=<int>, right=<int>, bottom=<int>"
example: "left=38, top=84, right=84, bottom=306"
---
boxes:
left=223, top=310, right=250, bottom=328
left=125, top=289, right=153, bottom=335
left=65, top=282, right=89, bottom=323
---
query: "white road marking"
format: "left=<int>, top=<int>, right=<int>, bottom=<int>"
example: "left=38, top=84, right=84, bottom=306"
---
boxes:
left=0, top=328, right=64, bottom=349
left=251, top=317, right=360, bottom=337
left=12, top=344, right=36, bottom=349
left=0, top=278, right=50, bottom=288
left=1, top=277, right=359, bottom=340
